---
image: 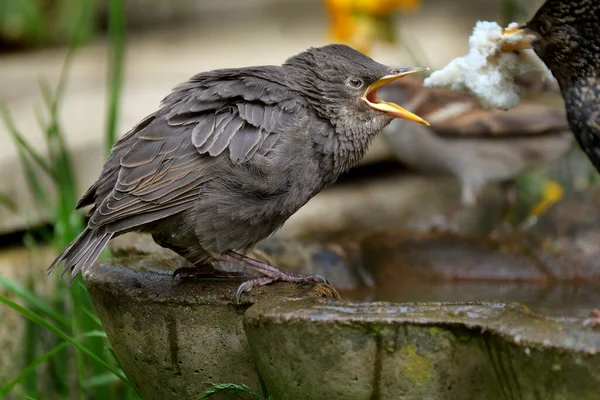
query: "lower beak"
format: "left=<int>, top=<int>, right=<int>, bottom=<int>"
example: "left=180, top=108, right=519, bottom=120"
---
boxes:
left=362, top=67, right=430, bottom=126
left=500, top=23, right=542, bottom=52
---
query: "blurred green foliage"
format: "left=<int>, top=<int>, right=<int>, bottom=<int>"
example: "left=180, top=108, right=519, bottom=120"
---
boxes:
left=0, top=0, right=134, bottom=398
left=501, top=0, right=530, bottom=25
left=0, top=0, right=99, bottom=50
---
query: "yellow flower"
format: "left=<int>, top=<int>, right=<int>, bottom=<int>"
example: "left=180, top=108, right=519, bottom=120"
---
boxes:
left=324, top=0, right=422, bottom=54
left=354, top=0, right=421, bottom=15
left=530, top=179, right=564, bottom=216
left=327, top=0, right=420, bottom=15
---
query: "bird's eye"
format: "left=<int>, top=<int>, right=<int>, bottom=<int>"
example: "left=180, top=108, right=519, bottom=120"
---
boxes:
left=538, top=19, right=552, bottom=35
left=346, top=77, right=364, bottom=89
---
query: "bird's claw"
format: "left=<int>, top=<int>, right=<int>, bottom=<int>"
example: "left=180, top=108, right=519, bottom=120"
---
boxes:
left=172, top=267, right=186, bottom=281
left=172, top=266, right=209, bottom=281
left=235, top=277, right=275, bottom=304
left=234, top=272, right=328, bottom=304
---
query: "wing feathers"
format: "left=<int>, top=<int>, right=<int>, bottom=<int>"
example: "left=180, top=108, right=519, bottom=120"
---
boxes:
left=81, top=68, right=304, bottom=236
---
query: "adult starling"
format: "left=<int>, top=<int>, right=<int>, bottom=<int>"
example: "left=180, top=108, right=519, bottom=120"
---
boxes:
left=509, top=0, right=600, bottom=172
left=48, top=44, right=428, bottom=301
left=380, top=75, right=571, bottom=209
left=508, top=0, right=600, bottom=325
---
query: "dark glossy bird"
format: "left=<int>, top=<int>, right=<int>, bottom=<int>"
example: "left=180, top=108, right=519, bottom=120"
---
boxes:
left=510, top=0, right=600, bottom=172
left=48, top=44, right=428, bottom=302
left=508, top=0, right=600, bottom=325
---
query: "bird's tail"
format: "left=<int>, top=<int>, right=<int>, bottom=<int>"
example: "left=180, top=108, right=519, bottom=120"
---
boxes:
left=47, top=228, right=113, bottom=284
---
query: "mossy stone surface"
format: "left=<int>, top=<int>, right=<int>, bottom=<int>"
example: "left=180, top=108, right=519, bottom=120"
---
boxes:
left=83, top=254, right=337, bottom=400
left=244, top=300, right=600, bottom=400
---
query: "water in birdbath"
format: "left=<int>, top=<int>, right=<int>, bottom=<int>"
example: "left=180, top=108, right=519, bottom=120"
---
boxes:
left=333, top=225, right=600, bottom=321
left=338, top=281, right=600, bottom=319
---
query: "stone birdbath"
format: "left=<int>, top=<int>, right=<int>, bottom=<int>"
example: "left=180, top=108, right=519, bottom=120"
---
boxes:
left=83, top=186, right=600, bottom=399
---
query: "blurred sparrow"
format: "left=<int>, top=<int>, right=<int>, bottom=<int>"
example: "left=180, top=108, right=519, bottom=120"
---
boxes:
left=380, top=75, right=572, bottom=219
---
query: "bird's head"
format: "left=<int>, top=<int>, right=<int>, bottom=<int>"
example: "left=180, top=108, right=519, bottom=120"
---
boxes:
left=284, top=44, right=429, bottom=130
left=504, top=0, right=600, bottom=87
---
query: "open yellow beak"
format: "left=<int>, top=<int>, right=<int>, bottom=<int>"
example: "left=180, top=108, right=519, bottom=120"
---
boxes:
left=362, top=67, right=430, bottom=126
left=500, top=23, right=542, bottom=52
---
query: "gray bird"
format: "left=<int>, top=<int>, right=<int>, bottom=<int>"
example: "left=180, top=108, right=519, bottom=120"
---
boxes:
left=48, top=44, right=428, bottom=301
left=380, top=76, right=572, bottom=209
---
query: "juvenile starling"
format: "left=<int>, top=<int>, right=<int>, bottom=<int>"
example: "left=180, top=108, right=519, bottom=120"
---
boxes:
left=380, top=76, right=571, bottom=208
left=48, top=44, right=428, bottom=301
left=510, top=0, right=600, bottom=172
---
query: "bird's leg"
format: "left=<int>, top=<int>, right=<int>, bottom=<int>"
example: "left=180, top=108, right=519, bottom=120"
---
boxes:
left=583, top=309, right=600, bottom=328
left=499, top=179, right=519, bottom=221
left=217, top=250, right=328, bottom=303
left=490, top=180, right=520, bottom=236
left=427, top=182, right=479, bottom=232
left=149, top=233, right=239, bottom=280
left=172, top=261, right=244, bottom=280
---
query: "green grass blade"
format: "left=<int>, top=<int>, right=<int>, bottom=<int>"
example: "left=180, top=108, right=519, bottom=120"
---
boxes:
left=57, top=0, right=98, bottom=48
left=127, top=386, right=143, bottom=400
left=82, top=330, right=110, bottom=339
left=81, top=306, right=104, bottom=328
left=0, top=296, right=129, bottom=383
left=22, top=293, right=39, bottom=398
left=37, top=75, right=83, bottom=246
left=105, top=0, right=127, bottom=152
left=83, top=373, right=121, bottom=388
left=48, top=0, right=97, bottom=123
left=1, top=341, right=68, bottom=396
left=257, top=370, right=271, bottom=400
left=0, top=277, right=71, bottom=328
left=0, top=106, right=54, bottom=177
left=0, top=192, right=17, bottom=212
left=107, top=346, right=126, bottom=373
left=0, top=331, right=110, bottom=396
left=1, top=106, right=55, bottom=215
left=38, top=77, right=54, bottom=112
left=69, top=277, right=96, bottom=399
left=198, top=383, right=264, bottom=399
left=22, top=154, right=54, bottom=215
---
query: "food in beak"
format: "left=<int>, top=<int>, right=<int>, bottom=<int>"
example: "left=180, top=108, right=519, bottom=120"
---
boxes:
left=362, top=67, right=430, bottom=126
left=423, top=21, right=551, bottom=110
left=501, top=23, right=543, bottom=52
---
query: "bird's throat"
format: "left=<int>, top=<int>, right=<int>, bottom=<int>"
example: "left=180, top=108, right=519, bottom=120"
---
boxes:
left=324, top=116, right=388, bottom=177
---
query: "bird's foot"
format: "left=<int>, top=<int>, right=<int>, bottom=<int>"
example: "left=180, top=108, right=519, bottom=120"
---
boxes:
left=234, top=270, right=327, bottom=304
left=218, top=251, right=328, bottom=303
left=583, top=309, right=600, bottom=328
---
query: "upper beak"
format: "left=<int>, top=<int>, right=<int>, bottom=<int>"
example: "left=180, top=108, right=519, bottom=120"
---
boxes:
left=362, top=67, right=430, bottom=126
left=500, top=23, right=542, bottom=52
